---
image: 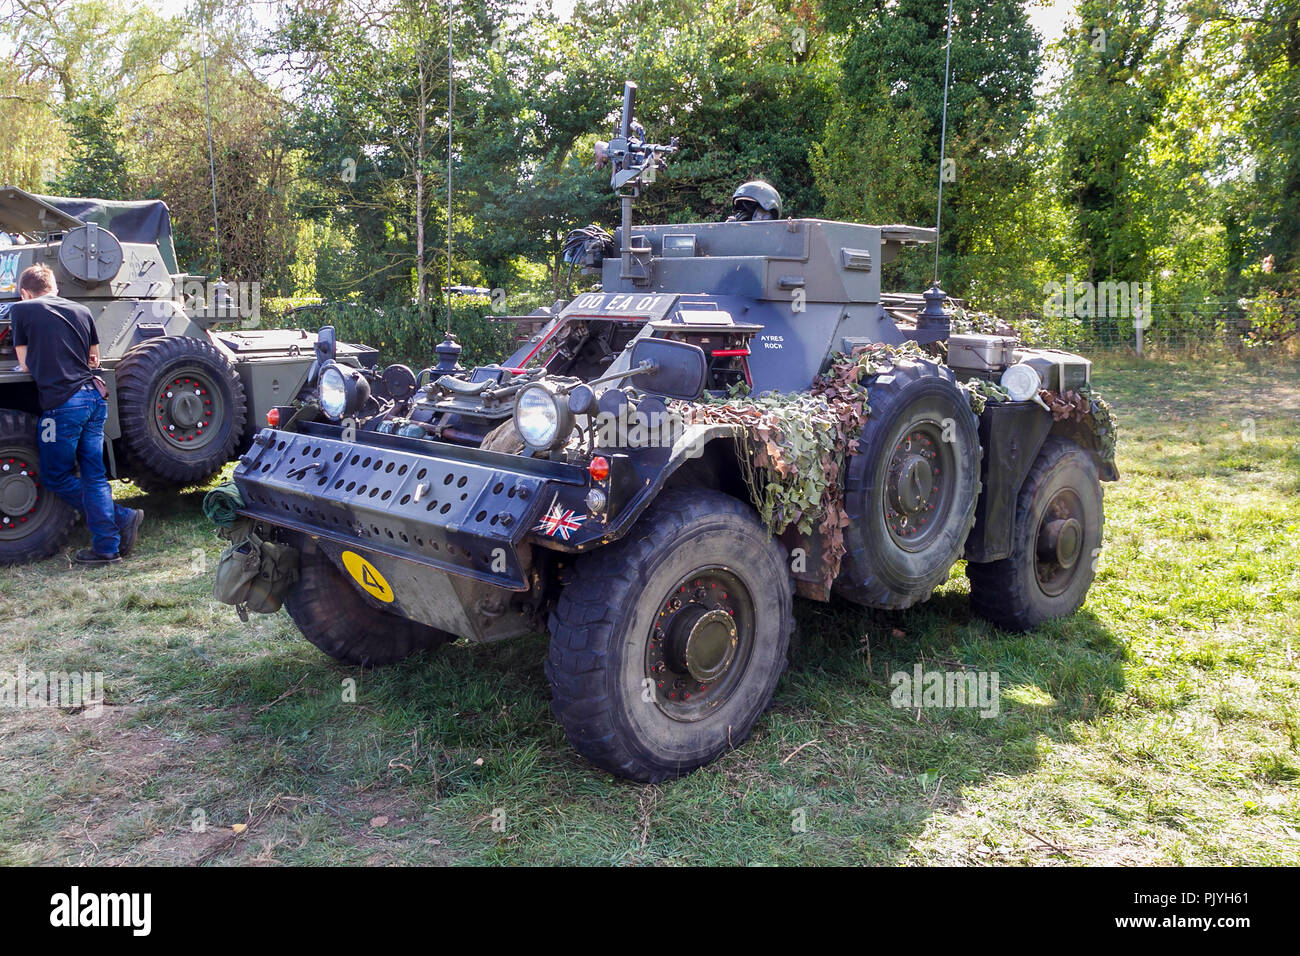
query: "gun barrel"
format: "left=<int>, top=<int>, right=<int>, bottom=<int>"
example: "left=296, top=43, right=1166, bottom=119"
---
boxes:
left=620, top=81, right=637, bottom=140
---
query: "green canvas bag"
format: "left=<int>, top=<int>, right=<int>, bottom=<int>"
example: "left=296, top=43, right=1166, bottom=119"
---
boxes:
left=213, top=519, right=299, bottom=619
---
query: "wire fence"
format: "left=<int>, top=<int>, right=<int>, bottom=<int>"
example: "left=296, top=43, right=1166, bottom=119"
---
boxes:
left=1024, top=300, right=1299, bottom=358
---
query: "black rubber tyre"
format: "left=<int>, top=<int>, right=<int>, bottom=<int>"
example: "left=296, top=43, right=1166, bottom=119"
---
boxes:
left=835, top=359, right=981, bottom=609
left=284, top=545, right=456, bottom=666
left=0, top=409, right=79, bottom=565
left=115, top=336, right=247, bottom=487
left=967, top=437, right=1103, bottom=631
left=546, top=489, right=794, bottom=782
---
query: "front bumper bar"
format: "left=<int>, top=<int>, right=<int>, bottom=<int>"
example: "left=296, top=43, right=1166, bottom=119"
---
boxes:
left=233, top=424, right=586, bottom=590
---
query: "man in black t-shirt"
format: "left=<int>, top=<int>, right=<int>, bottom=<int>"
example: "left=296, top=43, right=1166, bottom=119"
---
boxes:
left=10, top=264, right=144, bottom=565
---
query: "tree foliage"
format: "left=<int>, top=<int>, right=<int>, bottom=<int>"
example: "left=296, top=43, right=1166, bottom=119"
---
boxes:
left=0, top=0, right=1295, bottom=344
left=49, top=95, right=128, bottom=199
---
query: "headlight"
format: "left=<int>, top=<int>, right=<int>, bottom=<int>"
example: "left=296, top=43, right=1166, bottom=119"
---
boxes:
left=319, top=366, right=348, bottom=418
left=1000, top=362, right=1042, bottom=403
left=514, top=382, right=573, bottom=451
left=318, top=362, right=370, bottom=420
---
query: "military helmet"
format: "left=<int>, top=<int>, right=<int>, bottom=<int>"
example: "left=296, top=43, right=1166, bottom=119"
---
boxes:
left=730, top=180, right=782, bottom=221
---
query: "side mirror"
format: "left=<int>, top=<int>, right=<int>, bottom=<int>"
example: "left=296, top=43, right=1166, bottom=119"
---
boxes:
left=315, top=325, right=337, bottom=364
left=628, top=337, right=707, bottom=401
left=309, top=325, right=337, bottom=385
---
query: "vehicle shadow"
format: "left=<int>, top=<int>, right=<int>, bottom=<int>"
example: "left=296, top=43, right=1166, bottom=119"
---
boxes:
left=775, top=586, right=1126, bottom=862
left=130, top=488, right=1128, bottom=864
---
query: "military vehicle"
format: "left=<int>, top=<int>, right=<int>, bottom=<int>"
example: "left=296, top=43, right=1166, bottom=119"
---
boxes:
left=213, top=84, right=1117, bottom=781
left=0, top=186, right=376, bottom=565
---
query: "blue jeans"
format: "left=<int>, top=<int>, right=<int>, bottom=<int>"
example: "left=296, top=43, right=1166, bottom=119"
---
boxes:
left=38, top=385, right=134, bottom=556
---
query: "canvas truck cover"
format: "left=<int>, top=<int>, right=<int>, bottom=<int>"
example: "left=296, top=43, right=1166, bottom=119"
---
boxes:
left=0, top=185, right=181, bottom=275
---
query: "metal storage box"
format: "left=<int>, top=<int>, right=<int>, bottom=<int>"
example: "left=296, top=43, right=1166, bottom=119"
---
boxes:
left=1014, top=348, right=1092, bottom=393
left=946, top=334, right=1019, bottom=376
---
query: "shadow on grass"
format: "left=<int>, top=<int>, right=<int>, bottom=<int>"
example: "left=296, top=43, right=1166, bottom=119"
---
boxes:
left=767, top=588, right=1126, bottom=862
left=124, top=563, right=1126, bottom=864
left=12, top=475, right=1129, bottom=865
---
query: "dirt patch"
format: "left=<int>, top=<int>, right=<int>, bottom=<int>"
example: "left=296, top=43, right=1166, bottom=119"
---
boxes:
left=2, top=702, right=249, bottom=864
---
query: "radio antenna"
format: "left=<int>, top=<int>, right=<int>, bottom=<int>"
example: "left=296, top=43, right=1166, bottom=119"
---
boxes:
left=933, top=0, right=955, bottom=284
left=431, top=2, right=463, bottom=373
left=199, top=5, right=221, bottom=275
left=445, top=2, right=454, bottom=335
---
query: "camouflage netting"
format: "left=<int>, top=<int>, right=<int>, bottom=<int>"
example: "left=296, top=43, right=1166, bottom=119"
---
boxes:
left=680, top=343, right=928, bottom=588
left=678, top=341, right=1119, bottom=589
left=1042, top=384, right=1118, bottom=467
left=1086, top=388, right=1118, bottom=466
left=963, top=378, right=1012, bottom=415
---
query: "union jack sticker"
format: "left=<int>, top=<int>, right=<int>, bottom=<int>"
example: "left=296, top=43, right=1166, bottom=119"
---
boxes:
left=534, top=504, right=584, bottom=541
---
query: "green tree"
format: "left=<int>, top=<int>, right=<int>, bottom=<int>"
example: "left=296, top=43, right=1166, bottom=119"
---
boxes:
left=1238, top=0, right=1300, bottom=281
left=0, top=0, right=187, bottom=102
left=49, top=96, right=129, bottom=199
left=1051, top=0, right=1200, bottom=286
left=270, top=0, right=459, bottom=311
left=812, top=0, right=1041, bottom=295
left=0, top=61, right=67, bottom=190
left=455, top=0, right=837, bottom=299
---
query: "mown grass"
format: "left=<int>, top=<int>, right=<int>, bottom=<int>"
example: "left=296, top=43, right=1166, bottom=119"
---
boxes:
left=1, top=356, right=1297, bottom=865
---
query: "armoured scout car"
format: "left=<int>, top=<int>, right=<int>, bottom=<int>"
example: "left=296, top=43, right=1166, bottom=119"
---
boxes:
left=215, top=86, right=1117, bottom=781
left=0, top=186, right=376, bottom=565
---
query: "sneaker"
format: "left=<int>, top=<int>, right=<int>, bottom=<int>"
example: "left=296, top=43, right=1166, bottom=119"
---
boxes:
left=74, top=549, right=121, bottom=566
left=118, top=509, right=145, bottom=557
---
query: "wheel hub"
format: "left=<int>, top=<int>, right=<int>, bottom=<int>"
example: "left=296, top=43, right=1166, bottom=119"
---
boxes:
left=1034, top=489, right=1087, bottom=597
left=1038, top=516, right=1083, bottom=570
left=889, top=454, right=935, bottom=514
left=155, top=375, right=216, bottom=447
left=664, top=606, right=737, bottom=682
left=168, top=390, right=205, bottom=428
left=645, top=569, right=754, bottom=721
left=883, top=427, right=950, bottom=548
left=0, top=452, right=50, bottom=539
left=0, top=464, right=38, bottom=516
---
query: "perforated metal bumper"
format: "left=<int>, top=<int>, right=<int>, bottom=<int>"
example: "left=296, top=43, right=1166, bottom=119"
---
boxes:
left=233, top=427, right=565, bottom=590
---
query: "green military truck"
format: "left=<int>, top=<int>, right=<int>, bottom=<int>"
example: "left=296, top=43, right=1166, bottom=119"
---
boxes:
left=0, top=186, right=376, bottom=565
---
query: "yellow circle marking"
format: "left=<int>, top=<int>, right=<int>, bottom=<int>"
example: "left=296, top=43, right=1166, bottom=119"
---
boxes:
left=341, top=551, right=395, bottom=603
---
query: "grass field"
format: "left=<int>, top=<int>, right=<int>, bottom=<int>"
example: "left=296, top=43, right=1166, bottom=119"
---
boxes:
left=2, top=355, right=1297, bottom=866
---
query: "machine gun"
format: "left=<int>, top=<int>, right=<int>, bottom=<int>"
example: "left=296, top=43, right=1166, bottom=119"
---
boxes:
left=592, top=82, right=678, bottom=283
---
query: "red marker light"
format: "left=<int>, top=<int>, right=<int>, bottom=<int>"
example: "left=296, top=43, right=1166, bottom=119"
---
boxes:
left=266, top=408, right=280, bottom=427
left=588, top=456, right=610, bottom=482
